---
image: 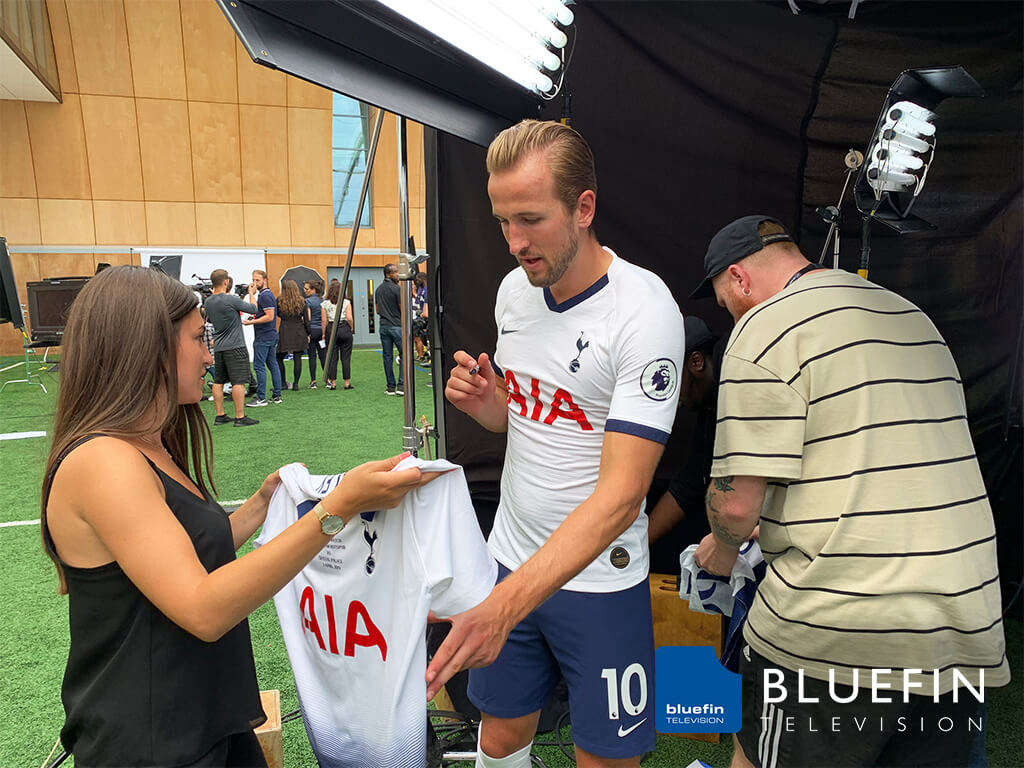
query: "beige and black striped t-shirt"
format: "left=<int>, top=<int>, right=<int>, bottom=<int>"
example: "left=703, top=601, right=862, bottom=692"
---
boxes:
left=712, top=268, right=1009, bottom=695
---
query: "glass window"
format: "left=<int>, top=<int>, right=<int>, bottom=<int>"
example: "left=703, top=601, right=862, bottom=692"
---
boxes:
left=332, top=94, right=372, bottom=228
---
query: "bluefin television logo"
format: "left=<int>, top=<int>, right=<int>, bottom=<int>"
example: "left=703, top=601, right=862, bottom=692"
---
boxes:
left=656, top=646, right=741, bottom=733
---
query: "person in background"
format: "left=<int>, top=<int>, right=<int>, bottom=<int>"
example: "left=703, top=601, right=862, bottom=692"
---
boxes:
left=304, top=280, right=326, bottom=389
left=412, top=272, right=430, bottom=364
left=647, top=315, right=723, bottom=549
left=204, top=269, right=259, bottom=427
left=243, top=270, right=282, bottom=406
left=274, top=279, right=309, bottom=392
left=322, top=279, right=354, bottom=391
left=646, top=316, right=753, bottom=768
left=40, top=265, right=431, bottom=768
left=374, top=264, right=404, bottom=396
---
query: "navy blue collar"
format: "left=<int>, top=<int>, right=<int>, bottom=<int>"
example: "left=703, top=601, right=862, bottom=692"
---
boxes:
left=544, top=274, right=610, bottom=313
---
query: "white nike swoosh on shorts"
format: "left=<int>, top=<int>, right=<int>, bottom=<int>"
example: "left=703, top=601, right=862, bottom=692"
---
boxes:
left=617, top=718, right=647, bottom=738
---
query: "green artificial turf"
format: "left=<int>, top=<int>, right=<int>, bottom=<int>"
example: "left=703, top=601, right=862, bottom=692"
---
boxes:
left=1, top=351, right=1021, bottom=768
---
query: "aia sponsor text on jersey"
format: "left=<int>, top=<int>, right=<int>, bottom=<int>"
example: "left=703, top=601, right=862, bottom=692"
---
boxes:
left=299, top=585, right=388, bottom=661
left=505, top=370, right=593, bottom=431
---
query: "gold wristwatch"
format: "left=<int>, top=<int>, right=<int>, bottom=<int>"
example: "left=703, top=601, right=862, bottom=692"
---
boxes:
left=312, top=502, right=345, bottom=535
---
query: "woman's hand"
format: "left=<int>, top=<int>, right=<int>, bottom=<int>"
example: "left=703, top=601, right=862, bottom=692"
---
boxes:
left=257, top=468, right=284, bottom=504
left=324, top=453, right=437, bottom=521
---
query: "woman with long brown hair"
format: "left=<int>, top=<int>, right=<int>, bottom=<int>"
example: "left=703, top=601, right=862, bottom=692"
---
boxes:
left=41, top=266, right=430, bottom=767
left=275, top=278, right=308, bottom=390
left=322, top=278, right=355, bottom=390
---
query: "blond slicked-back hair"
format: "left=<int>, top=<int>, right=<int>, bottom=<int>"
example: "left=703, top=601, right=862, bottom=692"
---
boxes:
left=486, top=120, right=597, bottom=220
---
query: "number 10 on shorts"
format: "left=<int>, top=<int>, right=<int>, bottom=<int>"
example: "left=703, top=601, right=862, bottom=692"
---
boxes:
left=601, top=663, right=648, bottom=720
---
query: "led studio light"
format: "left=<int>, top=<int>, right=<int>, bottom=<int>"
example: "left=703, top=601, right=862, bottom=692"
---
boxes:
left=866, top=164, right=918, bottom=192
left=873, top=148, right=924, bottom=171
left=853, top=65, right=983, bottom=253
left=888, top=100, right=937, bottom=124
left=531, top=0, right=574, bottom=27
left=375, top=0, right=572, bottom=95
left=878, top=127, right=931, bottom=154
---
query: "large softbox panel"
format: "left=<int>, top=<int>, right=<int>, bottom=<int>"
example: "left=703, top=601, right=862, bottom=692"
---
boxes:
left=216, top=0, right=543, bottom=146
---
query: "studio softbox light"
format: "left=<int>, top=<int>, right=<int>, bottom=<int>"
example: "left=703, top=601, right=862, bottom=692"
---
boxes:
left=216, top=0, right=574, bottom=146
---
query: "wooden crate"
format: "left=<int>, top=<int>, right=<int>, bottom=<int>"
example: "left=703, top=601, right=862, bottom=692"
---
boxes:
left=255, top=689, right=283, bottom=768
left=649, top=573, right=725, bottom=744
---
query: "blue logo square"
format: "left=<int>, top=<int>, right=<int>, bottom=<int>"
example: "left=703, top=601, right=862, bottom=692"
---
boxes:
left=655, top=646, right=742, bottom=733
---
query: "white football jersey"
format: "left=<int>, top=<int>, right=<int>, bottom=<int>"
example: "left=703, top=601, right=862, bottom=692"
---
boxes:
left=255, top=458, right=497, bottom=768
left=489, top=249, right=684, bottom=592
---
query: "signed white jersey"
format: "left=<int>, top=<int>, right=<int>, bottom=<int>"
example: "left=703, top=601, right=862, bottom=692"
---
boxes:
left=489, top=249, right=684, bottom=592
left=255, top=459, right=496, bottom=768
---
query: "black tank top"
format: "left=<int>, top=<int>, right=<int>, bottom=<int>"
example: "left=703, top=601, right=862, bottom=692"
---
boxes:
left=43, top=436, right=265, bottom=766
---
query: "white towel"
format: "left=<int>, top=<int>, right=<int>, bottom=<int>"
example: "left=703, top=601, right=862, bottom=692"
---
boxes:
left=678, top=540, right=764, bottom=617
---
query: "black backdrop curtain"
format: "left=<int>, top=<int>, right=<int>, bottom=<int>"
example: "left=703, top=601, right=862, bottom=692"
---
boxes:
left=432, top=1, right=1022, bottom=604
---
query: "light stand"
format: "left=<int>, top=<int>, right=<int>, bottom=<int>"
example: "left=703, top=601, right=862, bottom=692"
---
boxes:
left=395, top=114, right=434, bottom=457
left=816, top=149, right=863, bottom=269
left=853, top=66, right=983, bottom=279
left=0, top=328, right=48, bottom=394
left=323, top=107, right=385, bottom=402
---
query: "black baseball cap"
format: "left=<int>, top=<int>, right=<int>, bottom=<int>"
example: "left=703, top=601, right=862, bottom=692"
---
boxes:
left=690, top=215, right=794, bottom=299
left=684, top=316, right=714, bottom=356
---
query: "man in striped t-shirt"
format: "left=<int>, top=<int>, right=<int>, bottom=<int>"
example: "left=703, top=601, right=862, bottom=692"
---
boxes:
left=691, top=216, right=1009, bottom=768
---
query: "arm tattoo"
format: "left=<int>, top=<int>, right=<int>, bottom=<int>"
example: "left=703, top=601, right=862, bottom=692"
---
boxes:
left=714, top=476, right=735, bottom=492
left=705, top=487, right=746, bottom=548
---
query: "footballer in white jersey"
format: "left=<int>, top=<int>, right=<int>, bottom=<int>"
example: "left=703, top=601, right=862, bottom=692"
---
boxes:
left=438, top=119, right=684, bottom=766
left=489, top=248, right=683, bottom=592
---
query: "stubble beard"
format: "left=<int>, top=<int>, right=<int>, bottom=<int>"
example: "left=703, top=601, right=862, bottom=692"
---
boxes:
left=523, top=227, right=580, bottom=289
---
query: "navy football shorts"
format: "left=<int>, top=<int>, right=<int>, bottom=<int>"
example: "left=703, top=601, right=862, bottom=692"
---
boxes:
left=468, top=563, right=655, bottom=759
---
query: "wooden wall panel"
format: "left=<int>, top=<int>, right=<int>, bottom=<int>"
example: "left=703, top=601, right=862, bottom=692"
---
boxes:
left=10, top=251, right=41, bottom=293
left=25, top=94, right=91, bottom=199
left=239, top=105, right=288, bottom=203
left=335, top=226, right=375, bottom=250
left=38, top=199, right=95, bottom=244
left=124, top=0, right=187, bottom=100
left=286, top=77, right=330, bottom=109
left=38, top=252, right=95, bottom=279
left=243, top=203, right=289, bottom=246
left=373, top=207, right=399, bottom=250
left=372, top=114, right=398, bottom=208
left=66, top=0, right=134, bottom=97
left=180, top=0, right=236, bottom=103
left=287, top=108, right=331, bottom=205
left=102, top=251, right=138, bottom=268
left=351, top=253, right=383, bottom=268
left=289, top=205, right=334, bottom=247
left=0, top=199, right=42, bottom=244
left=407, top=120, right=424, bottom=208
left=236, top=40, right=286, bottom=106
left=93, top=200, right=147, bottom=244
left=0, top=327, right=24, bottom=356
left=136, top=98, right=193, bottom=202
left=189, top=101, right=242, bottom=202
left=196, top=202, right=243, bottom=245
left=145, top=201, right=196, bottom=244
left=80, top=95, right=144, bottom=200
left=408, top=207, right=426, bottom=249
left=45, top=0, right=78, bottom=93
left=0, top=102, right=37, bottom=197
left=265, top=253, right=291, bottom=291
